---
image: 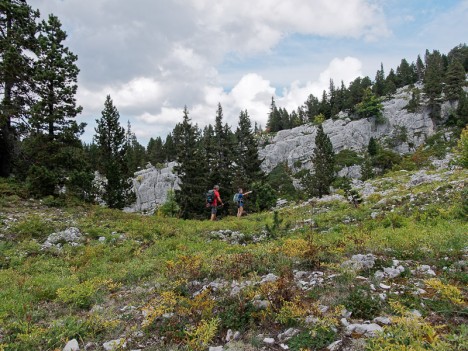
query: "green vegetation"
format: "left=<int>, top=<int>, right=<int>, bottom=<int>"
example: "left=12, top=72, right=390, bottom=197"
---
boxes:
left=0, top=162, right=466, bottom=350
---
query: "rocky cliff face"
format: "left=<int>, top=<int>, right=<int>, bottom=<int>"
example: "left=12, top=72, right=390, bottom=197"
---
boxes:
left=128, top=162, right=180, bottom=212
left=259, top=86, right=441, bottom=173
left=130, top=85, right=457, bottom=211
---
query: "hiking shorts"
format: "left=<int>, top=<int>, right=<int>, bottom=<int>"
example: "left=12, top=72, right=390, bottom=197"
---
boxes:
left=211, top=206, right=217, bottom=214
left=237, top=201, right=244, bottom=208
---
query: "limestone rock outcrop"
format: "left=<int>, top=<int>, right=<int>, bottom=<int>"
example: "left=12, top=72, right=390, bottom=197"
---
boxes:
left=130, top=162, right=180, bottom=212
left=259, top=86, right=440, bottom=173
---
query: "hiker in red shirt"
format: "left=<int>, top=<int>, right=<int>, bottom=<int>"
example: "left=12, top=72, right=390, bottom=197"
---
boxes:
left=210, top=185, right=223, bottom=221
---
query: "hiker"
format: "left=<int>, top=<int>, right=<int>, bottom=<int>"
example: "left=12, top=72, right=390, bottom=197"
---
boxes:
left=210, top=185, right=223, bottom=221
left=236, top=188, right=252, bottom=218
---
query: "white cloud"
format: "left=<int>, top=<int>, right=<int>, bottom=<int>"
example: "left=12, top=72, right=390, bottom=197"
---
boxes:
left=129, top=56, right=363, bottom=140
left=77, top=77, right=164, bottom=111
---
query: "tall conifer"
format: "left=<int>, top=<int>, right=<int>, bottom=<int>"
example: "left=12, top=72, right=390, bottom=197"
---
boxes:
left=0, top=0, right=39, bottom=176
left=173, top=107, right=206, bottom=219
left=94, top=95, right=129, bottom=209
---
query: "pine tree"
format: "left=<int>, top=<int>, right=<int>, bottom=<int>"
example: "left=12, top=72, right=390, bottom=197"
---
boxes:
left=266, top=97, right=282, bottom=132
left=235, top=110, right=264, bottom=189
left=385, top=68, right=397, bottom=96
left=211, top=103, right=235, bottom=194
left=447, top=43, right=468, bottom=72
left=124, top=121, right=146, bottom=175
left=173, top=106, right=206, bottom=219
left=304, top=94, right=320, bottom=122
left=94, top=95, right=129, bottom=209
left=18, top=13, right=87, bottom=197
left=304, top=124, right=335, bottom=198
left=373, top=63, right=386, bottom=97
left=396, top=58, right=415, bottom=87
left=30, top=14, right=83, bottom=138
left=163, top=133, right=176, bottom=162
left=416, top=54, right=425, bottom=82
left=147, top=136, right=165, bottom=165
left=424, top=50, right=445, bottom=119
left=367, top=137, right=378, bottom=156
left=444, top=59, right=466, bottom=102
left=0, top=0, right=39, bottom=177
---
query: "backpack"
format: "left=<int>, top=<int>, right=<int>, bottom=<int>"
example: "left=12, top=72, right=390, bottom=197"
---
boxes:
left=233, top=193, right=240, bottom=203
left=206, top=189, right=215, bottom=204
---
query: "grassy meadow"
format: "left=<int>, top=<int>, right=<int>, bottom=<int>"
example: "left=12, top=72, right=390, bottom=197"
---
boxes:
left=0, top=166, right=467, bottom=351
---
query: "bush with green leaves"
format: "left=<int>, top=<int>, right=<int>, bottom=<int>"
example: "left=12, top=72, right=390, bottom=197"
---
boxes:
left=344, top=286, right=382, bottom=319
left=159, top=189, right=180, bottom=217
left=288, top=327, right=337, bottom=351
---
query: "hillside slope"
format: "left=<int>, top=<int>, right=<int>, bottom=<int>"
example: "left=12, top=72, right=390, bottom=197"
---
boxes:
left=0, top=162, right=467, bottom=350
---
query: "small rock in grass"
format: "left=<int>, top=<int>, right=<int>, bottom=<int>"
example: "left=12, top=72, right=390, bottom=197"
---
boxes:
left=327, top=340, right=342, bottom=351
left=63, top=339, right=79, bottom=351
left=263, top=337, right=275, bottom=344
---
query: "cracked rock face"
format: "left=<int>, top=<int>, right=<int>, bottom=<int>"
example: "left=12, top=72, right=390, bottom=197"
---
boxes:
left=259, top=86, right=439, bottom=174
left=130, top=162, right=180, bottom=212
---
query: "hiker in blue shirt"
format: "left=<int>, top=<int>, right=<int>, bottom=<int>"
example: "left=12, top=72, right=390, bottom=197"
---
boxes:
left=236, top=188, right=252, bottom=218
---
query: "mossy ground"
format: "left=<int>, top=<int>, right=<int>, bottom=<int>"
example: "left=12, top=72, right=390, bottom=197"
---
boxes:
left=0, top=167, right=467, bottom=351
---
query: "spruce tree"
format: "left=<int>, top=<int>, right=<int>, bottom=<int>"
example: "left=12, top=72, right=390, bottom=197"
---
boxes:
left=235, top=110, right=264, bottom=189
left=94, top=95, right=129, bottom=209
left=444, top=59, right=466, bottom=102
left=447, top=43, right=468, bottom=72
left=0, top=0, right=39, bottom=177
left=415, top=54, right=425, bottom=82
left=385, top=68, right=397, bottom=96
left=147, top=136, right=165, bottom=165
left=367, top=137, right=378, bottom=156
left=304, top=94, right=320, bottom=123
left=304, top=124, right=335, bottom=198
left=211, top=103, right=234, bottom=194
left=396, top=58, right=415, bottom=87
left=124, top=121, right=146, bottom=175
left=373, top=63, right=386, bottom=97
left=173, top=106, right=206, bottom=219
left=163, top=133, right=176, bottom=162
left=424, top=50, right=444, bottom=119
left=266, top=97, right=282, bottom=132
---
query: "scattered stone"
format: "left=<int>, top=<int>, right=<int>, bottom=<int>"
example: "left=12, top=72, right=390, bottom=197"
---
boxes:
left=327, top=340, right=342, bottom=351
left=63, top=339, right=79, bottom=351
left=373, top=317, right=392, bottom=325
left=263, top=337, right=275, bottom=344
left=261, top=273, right=279, bottom=283
left=209, top=347, right=223, bottom=351
left=98, top=236, right=106, bottom=242
left=42, top=227, right=83, bottom=250
left=379, top=283, right=391, bottom=290
left=252, top=300, right=270, bottom=309
left=278, top=328, right=299, bottom=342
left=345, top=323, right=383, bottom=337
left=342, top=254, right=376, bottom=270
left=103, top=339, right=126, bottom=351
left=417, top=265, right=436, bottom=276
left=225, top=329, right=240, bottom=342
left=410, top=310, right=422, bottom=318
left=280, top=343, right=290, bottom=350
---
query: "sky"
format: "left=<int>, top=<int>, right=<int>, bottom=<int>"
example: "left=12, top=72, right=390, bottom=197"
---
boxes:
left=28, top=0, right=468, bottom=146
